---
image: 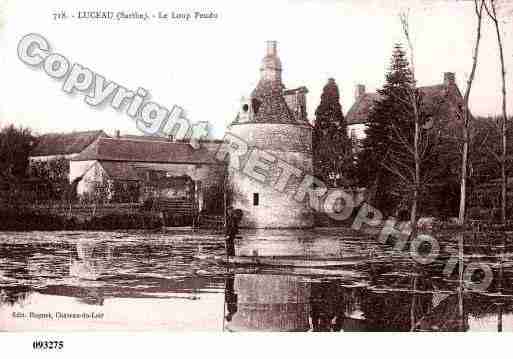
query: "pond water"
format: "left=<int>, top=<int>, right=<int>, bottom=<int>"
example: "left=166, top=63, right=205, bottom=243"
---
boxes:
left=0, top=228, right=512, bottom=332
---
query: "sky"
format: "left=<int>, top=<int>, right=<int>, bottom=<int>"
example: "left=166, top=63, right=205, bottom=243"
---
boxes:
left=0, top=0, right=511, bottom=139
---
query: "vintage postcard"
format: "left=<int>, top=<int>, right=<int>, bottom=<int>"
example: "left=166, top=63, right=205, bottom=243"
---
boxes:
left=1, top=0, right=513, bottom=355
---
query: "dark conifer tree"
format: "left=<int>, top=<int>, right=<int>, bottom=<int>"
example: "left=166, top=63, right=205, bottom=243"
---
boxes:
left=357, top=44, right=418, bottom=216
left=313, top=78, right=353, bottom=187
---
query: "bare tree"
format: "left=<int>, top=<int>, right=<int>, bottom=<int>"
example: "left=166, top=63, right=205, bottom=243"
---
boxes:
left=381, top=86, right=446, bottom=231
left=484, top=0, right=510, bottom=224
left=458, top=0, right=485, bottom=225
left=398, top=10, right=421, bottom=231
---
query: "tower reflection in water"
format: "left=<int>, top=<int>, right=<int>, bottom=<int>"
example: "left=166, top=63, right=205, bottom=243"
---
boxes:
left=224, top=273, right=367, bottom=332
left=223, top=271, right=512, bottom=332
left=224, top=274, right=312, bottom=332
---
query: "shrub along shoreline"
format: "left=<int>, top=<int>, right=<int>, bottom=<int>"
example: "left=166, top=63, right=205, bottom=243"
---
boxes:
left=0, top=206, right=165, bottom=231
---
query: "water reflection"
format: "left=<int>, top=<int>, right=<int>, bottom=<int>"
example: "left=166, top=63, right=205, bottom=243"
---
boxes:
left=223, top=272, right=513, bottom=332
left=0, top=230, right=513, bottom=331
left=70, top=240, right=111, bottom=281
left=225, top=274, right=311, bottom=332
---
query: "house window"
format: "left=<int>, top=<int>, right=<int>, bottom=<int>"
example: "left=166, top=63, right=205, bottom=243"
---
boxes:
left=253, top=193, right=259, bottom=206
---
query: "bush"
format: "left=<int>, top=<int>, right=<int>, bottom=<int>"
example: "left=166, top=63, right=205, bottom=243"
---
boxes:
left=164, top=212, right=193, bottom=227
left=84, top=213, right=162, bottom=230
left=0, top=208, right=65, bottom=231
left=0, top=206, right=163, bottom=231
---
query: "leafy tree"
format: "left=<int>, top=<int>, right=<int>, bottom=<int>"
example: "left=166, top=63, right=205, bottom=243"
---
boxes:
left=0, top=125, right=37, bottom=206
left=31, top=157, right=69, bottom=181
left=0, top=124, right=35, bottom=179
left=80, top=174, right=113, bottom=216
left=30, top=157, right=70, bottom=200
left=312, top=78, right=354, bottom=187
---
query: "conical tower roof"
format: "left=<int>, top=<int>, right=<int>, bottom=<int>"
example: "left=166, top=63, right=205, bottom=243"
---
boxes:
left=233, top=41, right=295, bottom=125
left=252, top=82, right=294, bottom=124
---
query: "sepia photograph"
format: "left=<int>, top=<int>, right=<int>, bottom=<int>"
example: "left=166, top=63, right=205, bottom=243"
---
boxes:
left=1, top=0, right=513, bottom=355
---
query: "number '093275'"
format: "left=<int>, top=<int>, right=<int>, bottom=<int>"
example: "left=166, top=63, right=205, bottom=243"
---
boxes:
left=32, top=340, right=64, bottom=350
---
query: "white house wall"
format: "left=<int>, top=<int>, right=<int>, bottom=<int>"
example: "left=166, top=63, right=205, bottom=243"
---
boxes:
left=29, top=153, right=79, bottom=162
left=75, top=161, right=104, bottom=195
left=70, top=160, right=97, bottom=184
left=347, top=124, right=367, bottom=140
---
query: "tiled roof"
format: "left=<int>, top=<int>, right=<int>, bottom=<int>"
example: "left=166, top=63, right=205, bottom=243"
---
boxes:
left=419, top=85, right=451, bottom=110
left=72, top=137, right=221, bottom=165
left=120, top=134, right=224, bottom=148
left=346, top=93, right=382, bottom=125
left=345, top=83, right=465, bottom=126
left=254, top=92, right=295, bottom=124
left=31, top=130, right=107, bottom=157
left=120, top=134, right=173, bottom=142
left=232, top=81, right=295, bottom=125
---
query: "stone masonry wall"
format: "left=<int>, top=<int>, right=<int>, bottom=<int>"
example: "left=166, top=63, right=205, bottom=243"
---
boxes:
left=227, top=123, right=313, bottom=228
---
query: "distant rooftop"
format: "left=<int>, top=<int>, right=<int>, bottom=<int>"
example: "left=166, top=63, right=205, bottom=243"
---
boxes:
left=346, top=93, right=383, bottom=125
left=31, top=130, right=107, bottom=157
left=72, top=137, right=222, bottom=165
left=346, top=73, right=465, bottom=126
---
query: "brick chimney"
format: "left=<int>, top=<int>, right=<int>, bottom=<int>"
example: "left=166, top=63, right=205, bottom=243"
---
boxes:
left=355, top=84, right=366, bottom=101
left=266, top=40, right=277, bottom=56
left=115, top=130, right=120, bottom=139
left=443, top=72, right=456, bottom=86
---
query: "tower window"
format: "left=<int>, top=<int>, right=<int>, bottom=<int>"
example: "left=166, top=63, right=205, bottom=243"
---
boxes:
left=252, top=99, right=261, bottom=114
left=253, top=193, right=259, bottom=206
left=242, top=104, right=249, bottom=113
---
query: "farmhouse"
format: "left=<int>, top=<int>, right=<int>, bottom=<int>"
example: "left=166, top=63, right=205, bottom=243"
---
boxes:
left=69, top=136, right=226, bottom=214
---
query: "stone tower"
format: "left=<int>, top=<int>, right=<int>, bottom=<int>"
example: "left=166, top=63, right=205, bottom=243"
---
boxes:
left=227, top=41, right=313, bottom=228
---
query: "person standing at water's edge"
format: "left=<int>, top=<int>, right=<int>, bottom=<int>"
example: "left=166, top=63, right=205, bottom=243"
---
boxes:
left=225, top=208, right=243, bottom=257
